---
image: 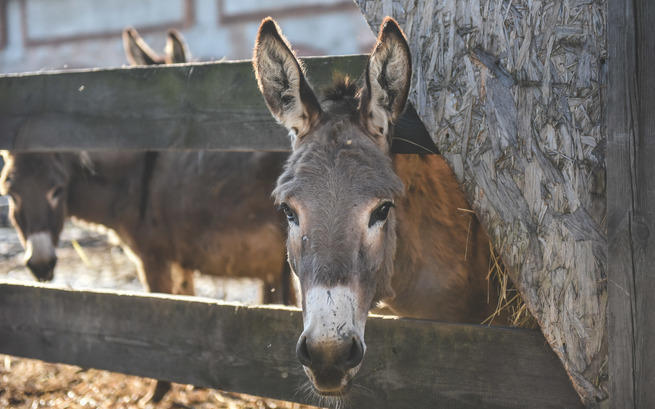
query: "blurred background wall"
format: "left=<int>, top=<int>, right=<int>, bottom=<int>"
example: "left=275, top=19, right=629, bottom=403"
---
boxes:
left=0, top=0, right=375, bottom=74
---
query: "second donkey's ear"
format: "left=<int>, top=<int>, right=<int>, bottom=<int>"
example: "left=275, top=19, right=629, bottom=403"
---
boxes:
left=253, top=17, right=322, bottom=144
left=165, top=29, right=189, bottom=64
left=122, top=27, right=161, bottom=66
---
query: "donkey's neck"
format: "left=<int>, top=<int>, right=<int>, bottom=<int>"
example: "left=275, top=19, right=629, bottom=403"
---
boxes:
left=384, top=154, right=496, bottom=324
left=66, top=153, right=146, bottom=231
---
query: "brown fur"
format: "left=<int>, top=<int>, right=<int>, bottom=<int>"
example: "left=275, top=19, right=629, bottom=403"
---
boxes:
left=390, top=154, right=497, bottom=322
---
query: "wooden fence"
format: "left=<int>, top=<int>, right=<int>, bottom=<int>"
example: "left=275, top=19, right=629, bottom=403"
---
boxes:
left=0, top=282, right=581, bottom=409
left=0, top=54, right=585, bottom=408
left=607, top=0, right=655, bottom=408
left=0, top=55, right=434, bottom=154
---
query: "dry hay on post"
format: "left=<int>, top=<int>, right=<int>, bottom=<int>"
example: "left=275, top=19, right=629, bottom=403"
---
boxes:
left=356, top=0, right=607, bottom=406
left=484, top=242, right=538, bottom=329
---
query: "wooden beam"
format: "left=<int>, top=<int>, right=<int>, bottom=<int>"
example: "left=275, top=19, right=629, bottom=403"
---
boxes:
left=0, top=282, right=580, bottom=409
left=607, top=0, right=655, bottom=408
left=0, top=55, right=436, bottom=154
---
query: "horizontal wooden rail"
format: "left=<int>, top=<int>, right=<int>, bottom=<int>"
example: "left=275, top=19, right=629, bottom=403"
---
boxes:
left=0, top=282, right=581, bottom=409
left=0, top=56, right=435, bottom=153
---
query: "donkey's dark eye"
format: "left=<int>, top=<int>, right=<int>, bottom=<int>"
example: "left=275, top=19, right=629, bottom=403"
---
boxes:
left=369, top=201, right=394, bottom=227
left=52, top=186, right=64, bottom=199
left=279, top=203, right=299, bottom=226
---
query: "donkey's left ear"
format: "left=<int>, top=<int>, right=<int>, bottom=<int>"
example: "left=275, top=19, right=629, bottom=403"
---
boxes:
left=165, top=29, right=189, bottom=64
left=361, top=17, right=411, bottom=148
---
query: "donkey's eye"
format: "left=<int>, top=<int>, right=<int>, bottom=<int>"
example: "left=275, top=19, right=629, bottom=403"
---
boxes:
left=279, top=203, right=299, bottom=226
left=368, top=201, right=394, bottom=227
left=47, top=186, right=64, bottom=208
left=51, top=186, right=64, bottom=199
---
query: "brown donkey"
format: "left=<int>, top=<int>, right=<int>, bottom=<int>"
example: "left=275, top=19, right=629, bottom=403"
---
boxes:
left=1, top=28, right=291, bottom=401
left=254, top=17, right=501, bottom=398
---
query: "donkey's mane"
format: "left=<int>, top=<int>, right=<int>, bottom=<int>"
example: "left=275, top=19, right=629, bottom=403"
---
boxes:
left=322, top=75, right=359, bottom=103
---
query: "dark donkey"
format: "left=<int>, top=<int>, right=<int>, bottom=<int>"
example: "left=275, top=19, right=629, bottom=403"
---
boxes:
left=253, top=17, right=502, bottom=397
left=1, top=28, right=291, bottom=401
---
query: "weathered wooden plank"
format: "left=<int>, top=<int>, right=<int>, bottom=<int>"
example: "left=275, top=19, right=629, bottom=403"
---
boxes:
left=607, top=0, right=655, bottom=408
left=356, top=1, right=607, bottom=405
left=0, top=282, right=581, bottom=409
left=0, top=55, right=435, bottom=154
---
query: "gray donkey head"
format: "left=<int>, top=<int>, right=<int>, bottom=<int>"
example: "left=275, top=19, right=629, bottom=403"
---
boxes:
left=253, top=17, right=411, bottom=396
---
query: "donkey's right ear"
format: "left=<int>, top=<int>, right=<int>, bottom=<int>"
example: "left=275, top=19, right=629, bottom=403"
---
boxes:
left=122, top=27, right=161, bottom=66
left=253, top=18, right=321, bottom=143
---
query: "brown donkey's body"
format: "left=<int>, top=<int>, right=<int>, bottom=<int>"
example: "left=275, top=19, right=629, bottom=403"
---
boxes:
left=0, top=149, right=291, bottom=303
left=389, top=154, right=495, bottom=322
left=67, top=150, right=290, bottom=298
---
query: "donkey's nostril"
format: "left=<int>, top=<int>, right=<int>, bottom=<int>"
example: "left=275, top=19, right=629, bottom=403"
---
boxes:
left=46, top=257, right=57, bottom=271
left=296, top=335, right=312, bottom=366
left=344, top=336, right=364, bottom=370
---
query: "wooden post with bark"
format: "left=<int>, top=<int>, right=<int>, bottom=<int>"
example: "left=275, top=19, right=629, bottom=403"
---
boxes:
left=356, top=0, right=608, bottom=406
left=607, top=0, right=655, bottom=408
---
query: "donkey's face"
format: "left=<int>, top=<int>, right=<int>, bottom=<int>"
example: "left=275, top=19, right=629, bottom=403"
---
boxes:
left=253, top=17, right=411, bottom=395
left=0, top=153, right=72, bottom=281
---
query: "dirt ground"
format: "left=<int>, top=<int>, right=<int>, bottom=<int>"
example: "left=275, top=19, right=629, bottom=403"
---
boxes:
left=0, top=223, right=321, bottom=409
left=0, top=354, right=319, bottom=409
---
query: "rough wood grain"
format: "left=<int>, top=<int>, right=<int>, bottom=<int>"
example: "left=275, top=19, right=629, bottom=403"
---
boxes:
left=0, top=56, right=435, bottom=154
left=355, top=1, right=607, bottom=406
left=607, top=0, right=655, bottom=408
left=0, top=282, right=582, bottom=409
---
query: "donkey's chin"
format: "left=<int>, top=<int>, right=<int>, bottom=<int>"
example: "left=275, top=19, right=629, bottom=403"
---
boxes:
left=28, top=266, right=55, bottom=282
left=303, top=365, right=359, bottom=396
left=33, top=272, right=54, bottom=282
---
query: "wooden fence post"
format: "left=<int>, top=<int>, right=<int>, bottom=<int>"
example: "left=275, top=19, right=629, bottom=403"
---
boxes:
left=607, top=0, right=655, bottom=408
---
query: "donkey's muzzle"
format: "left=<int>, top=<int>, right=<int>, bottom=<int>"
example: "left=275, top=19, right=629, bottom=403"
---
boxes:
left=296, top=333, right=364, bottom=393
left=26, top=256, right=57, bottom=282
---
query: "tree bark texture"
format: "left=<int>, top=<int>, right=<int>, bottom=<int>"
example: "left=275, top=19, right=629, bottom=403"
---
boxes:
left=356, top=1, right=607, bottom=406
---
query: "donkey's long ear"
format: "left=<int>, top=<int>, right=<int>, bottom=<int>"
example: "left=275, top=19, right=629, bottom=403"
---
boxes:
left=122, top=27, right=161, bottom=66
left=165, top=29, right=189, bottom=64
left=253, top=18, right=322, bottom=143
left=360, top=18, right=411, bottom=149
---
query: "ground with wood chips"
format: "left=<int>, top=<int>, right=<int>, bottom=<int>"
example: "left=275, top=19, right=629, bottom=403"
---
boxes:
left=0, top=222, right=321, bottom=409
left=0, top=354, right=319, bottom=409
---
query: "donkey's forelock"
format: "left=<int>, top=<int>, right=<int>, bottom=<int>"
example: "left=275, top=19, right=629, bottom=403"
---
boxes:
left=322, top=76, right=359, bottom=104
left=272, top=125, right=403, bottom=205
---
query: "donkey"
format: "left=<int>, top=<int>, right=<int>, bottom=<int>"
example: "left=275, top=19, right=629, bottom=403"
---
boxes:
left=1, top=28, right=292, bottom=303
left=0, top=28, right=291, bottom=401
left=253, top=17, right=501, bottom=397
